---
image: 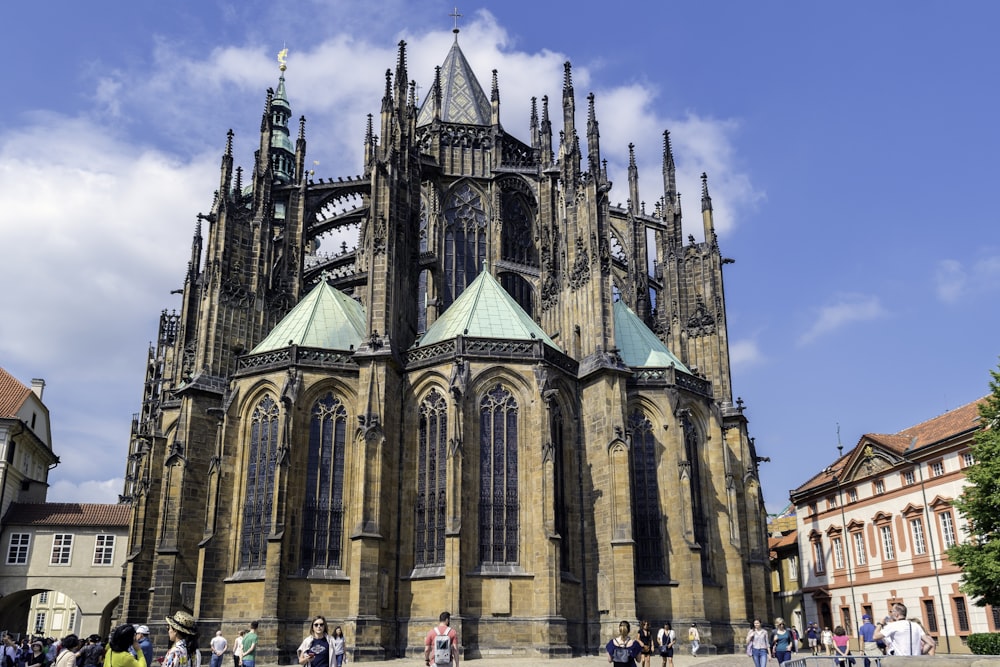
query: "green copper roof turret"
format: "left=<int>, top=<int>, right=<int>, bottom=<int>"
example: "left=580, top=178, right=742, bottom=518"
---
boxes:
left=251, top=280, right=366, bottom=353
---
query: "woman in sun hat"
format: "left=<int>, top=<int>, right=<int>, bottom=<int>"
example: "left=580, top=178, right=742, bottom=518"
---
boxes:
left=163, top=612, right=200, bottom=667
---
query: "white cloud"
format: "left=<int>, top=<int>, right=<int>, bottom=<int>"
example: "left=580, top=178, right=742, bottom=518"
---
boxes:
left=798, top=293, right=887, bottom=345
left=935, top=256, right=1000, bottom=303
left=730, top=338, right=765, bottom=369
left=2, top=11, right=761, bottom=504
left=47, top=478, right=123, bottom=504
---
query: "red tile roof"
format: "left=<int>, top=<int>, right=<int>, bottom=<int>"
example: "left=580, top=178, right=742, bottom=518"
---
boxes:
left=2, top=502, right=131, bottom=527
left=791, top=397, right=986, bottom=497
left=0, top=367, right=32, bottom=418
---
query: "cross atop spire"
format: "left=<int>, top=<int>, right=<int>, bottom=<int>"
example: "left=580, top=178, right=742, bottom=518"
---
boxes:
left=450, top=7, right=462, bottom=34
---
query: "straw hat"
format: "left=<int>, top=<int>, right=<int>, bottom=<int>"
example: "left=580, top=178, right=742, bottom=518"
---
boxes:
left=165, top=611, right=197, bottom=636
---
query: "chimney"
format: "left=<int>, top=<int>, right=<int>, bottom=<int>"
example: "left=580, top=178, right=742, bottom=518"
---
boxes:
left=31, top=378, right=45, bottom=400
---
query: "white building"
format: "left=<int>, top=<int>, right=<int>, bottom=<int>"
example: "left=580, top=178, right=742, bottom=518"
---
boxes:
left=790, top=397, right=1000, bottom=654
left=0, top=369, right=58, bottom=515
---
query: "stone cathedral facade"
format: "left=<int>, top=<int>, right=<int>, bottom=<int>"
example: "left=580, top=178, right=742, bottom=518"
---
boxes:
left=119, top=32, right=770, bottom=661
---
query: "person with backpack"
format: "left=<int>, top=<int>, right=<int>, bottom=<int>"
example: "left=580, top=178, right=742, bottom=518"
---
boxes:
left=606, top=620, right=641, bottom=667
left=423, top=612, right=458, bottom=667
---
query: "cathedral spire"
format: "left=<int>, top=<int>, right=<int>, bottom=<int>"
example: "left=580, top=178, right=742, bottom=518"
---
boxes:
left=540, top=95, right=553, bottom=165
left=701, top=171, right=716, bottom=241
left=586, top=92, right=601, bottom=176
left=628, top=143, right=639, bottom=216
left=490, top=69, right=500, bottom=126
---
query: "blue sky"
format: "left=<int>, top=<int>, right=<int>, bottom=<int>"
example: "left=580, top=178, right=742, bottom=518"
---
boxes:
left=1, top=1, right=997, bottom=514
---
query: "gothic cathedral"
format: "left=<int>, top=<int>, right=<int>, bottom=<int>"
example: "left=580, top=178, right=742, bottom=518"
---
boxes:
left=119, top=32, right=770, bottom=661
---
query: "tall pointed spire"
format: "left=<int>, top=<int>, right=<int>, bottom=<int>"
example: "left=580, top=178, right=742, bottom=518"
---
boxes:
left=628, top=143, right=639, bottom=215
left=701, top=171, right=716, bottom=241
left=586, top=92, right=601, bottom=175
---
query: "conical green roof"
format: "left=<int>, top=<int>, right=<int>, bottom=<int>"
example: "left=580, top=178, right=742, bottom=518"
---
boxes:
left=613, top=300, right=690, bottom=372
left=417, top=269, right=557, bottom=349
left=416, top=37, right=491, bottom=127
left=251, top=281, right=366, bottom=353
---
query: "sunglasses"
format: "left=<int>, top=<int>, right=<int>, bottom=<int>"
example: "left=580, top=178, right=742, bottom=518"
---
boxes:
left=313, top=623, right=326, bottom=627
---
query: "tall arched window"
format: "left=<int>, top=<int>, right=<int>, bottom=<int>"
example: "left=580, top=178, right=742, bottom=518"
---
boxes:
left=551, top=403, right=570, bottom=570
left=499, top=272, right=534, bottom=318
left=301, top=392, right=348, bottom=570
left=683, top=413, right=712, bottom=579
left=416, top=389, right=448, bottom=566
left=479, top=384, right=519, bottom=565
left=443, top=184, right=487, bottom=307
left=629, top=410, right=665, bottom=578
left=240, top=395, right=279, bottom=569
left=500, top=192, right=535, bottom=266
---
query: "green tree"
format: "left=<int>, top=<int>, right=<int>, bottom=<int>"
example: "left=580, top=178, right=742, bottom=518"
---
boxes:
left=948, top=361, right=1000, bottom=607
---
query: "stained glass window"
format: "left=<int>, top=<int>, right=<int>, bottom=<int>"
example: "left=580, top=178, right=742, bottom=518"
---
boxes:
left=301, top=392, right=347, bottom=570
left=416, top=390, right=448, bottom=566
left=443, top=184, right=487, bottom=307
left=629, top=411, right=664, bottom=577
left=683, top=414, right=711, bottom=578
left=551, top=404, right=569, bottom=570
left=479, top=384, right=518, bottom=564
left=240, top=395, right=279, bottom=569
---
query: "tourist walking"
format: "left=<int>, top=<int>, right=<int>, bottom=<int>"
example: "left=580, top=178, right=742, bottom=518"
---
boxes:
left=637, top=621, right=653, bottom=667
left=424, top=612, right=458, bottom=667
left=52, top=636, right=79, bottom=667
left=771, top=618, right=794, bottom=664
left=606, top=621, right=641, bottom=667
left=805, top=624, right=818, bottom=656
left=858, top=615, right=879, bottom=666
left=688, top=625, right=700, bottom=657
left=821, top=627, right=833, bottom=656
left=745, top=619, right=768, bottom=667
left=655, top=622, right=675, bottom=667
left=297, top=617, right=331, bottom=667
left=330, top=627, right=346, bottom=667
left=832, top=626, right=851, bottom=665
left=134, top=626, right=153, bottom=667
left=240, top=624, right=257, bottom=667
left=26, top=642, right=46, bottom=667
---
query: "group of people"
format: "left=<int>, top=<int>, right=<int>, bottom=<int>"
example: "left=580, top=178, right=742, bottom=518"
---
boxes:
left=2, top=628, right=153, bottom=667
left=757, top=604, right=936, bottom=666
left=606, top=620, right=705, bottom=667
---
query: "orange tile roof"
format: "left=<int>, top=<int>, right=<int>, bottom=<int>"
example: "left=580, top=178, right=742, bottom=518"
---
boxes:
left=0, top=367, right=32, bottom=418
left=769, top=531, right=798, bottom=550
left=791, top=397, right=986, bottom=497
left=2, top=502, right=131, bottom=527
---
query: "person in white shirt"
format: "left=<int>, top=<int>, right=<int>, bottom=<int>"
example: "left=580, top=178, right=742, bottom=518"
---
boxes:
left=210, top=632, right=228, bottom=667
left=873, top=603, right=935, bottom=656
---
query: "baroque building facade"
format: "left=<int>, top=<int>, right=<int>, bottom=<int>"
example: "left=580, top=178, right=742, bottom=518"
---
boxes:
left=789, top=398, right=1000, bottom=654
left=118, top=33, right=769, bottom=660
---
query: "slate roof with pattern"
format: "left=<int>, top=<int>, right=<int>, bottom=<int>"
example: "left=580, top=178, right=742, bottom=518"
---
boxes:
left=416, top=37, right=492, bottom=127
left=2, top=502, right=131, bottom=527
left=416, top=268, right=557, bottom=348
left=252, top=281, right=367, bottom=353
left=613, top=300, right=691, bottom=372
left=0, top=367, right=32, bottom=418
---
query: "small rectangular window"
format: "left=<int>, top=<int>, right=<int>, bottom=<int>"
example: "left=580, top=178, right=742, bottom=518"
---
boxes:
left=874, top=480, right=885, bottom=494
left=880, top=525, right=895, bottom=560
left=853, top=532, right=867, bottom=565
left=50, top=534, right=73, bottom=566
left=931, top=461, right=945, bottom=477
left=923, top=599, right=939, bottom=633
left=93, top=535, right=115, bottom=566
left=39, top=591, right=49, bottom=604
left=939, top=512, right=957, bottom=548
left=833, top=537, right=845, bottom=569
left=903, top=470, right=915, bottom=485
left=814, top=540, right=825, bottom=574
left=6, top=533, right=30, bottom=565
left=788, top=555, right=798, bottom=581
left=955, top=597, right=970, bottom=632
left=963, top=452, right=975, bottom=467
left=910, top=518, right=927, bottom=555
left=848, top=488, right=858, bottom=502
left=34, top=612, right=46, bottom=634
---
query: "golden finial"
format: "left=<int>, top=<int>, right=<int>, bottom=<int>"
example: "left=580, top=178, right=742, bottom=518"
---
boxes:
left=277, top=48, right=289, bottom=72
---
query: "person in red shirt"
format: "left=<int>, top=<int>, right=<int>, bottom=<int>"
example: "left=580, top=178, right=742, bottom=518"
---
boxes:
left=423, top=612, right=458, bottom=667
